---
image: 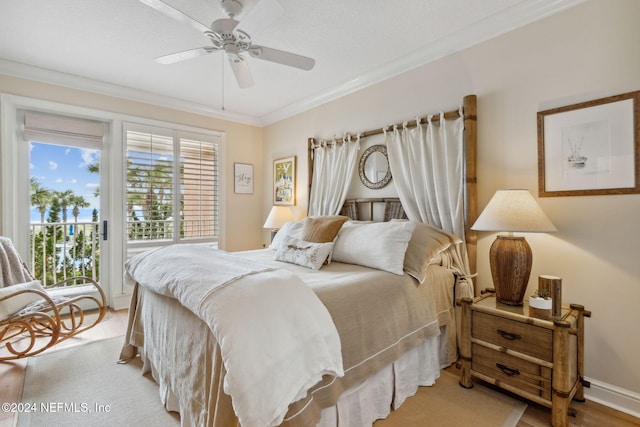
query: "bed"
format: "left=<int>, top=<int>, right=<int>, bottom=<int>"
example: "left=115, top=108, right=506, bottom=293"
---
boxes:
left=120, top=95, right=478, bottom=427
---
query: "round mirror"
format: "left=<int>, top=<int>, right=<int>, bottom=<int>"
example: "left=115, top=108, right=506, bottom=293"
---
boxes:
left=358, top=145, right=392, bottom=189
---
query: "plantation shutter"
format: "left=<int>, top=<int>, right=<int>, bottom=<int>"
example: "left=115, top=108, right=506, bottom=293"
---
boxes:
left=23, top=111, right=105, bottom=149
left=126, top=128, right=175, bottom=242
left=180, top=136, right=219, bottom=239
left=124, top=123, right=220, bottom=248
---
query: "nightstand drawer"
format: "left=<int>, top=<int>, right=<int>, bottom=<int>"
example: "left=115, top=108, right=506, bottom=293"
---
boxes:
left=472, top=311, right=552, bottom=362
left=472, top=344, right=552, bottom=399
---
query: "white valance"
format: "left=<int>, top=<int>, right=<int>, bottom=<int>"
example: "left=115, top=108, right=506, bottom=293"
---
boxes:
left=23, top=112, right=105, bottom=149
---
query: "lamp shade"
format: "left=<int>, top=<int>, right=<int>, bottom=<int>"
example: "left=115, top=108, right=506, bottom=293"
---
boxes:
left=471, top=189, right=556, bottom=233
left=263, top=206, right=294, bottom=230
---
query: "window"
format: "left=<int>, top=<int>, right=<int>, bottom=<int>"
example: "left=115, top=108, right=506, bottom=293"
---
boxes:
left=124, top=122, right=220, bottom=250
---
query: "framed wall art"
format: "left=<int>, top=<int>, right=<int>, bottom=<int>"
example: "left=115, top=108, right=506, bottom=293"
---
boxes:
left=273, top=156, right=296, bottom=205
left=234, top=162, right=254, bottom=194
left=537, top=90, right=640, bottom=197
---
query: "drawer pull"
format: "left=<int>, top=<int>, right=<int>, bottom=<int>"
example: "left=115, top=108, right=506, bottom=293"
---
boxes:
left=496, top=363, right=520, bottom=377
left=497, top=329, right=521, bottom=340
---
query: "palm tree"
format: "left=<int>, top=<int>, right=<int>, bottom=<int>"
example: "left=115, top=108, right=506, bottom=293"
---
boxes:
left=30, top=178, right=51, bottom=281
left=67, top=194, right=91, bottom=276
left=55, top=190, right=74, bottom=224
left=87, top=161, right=100, bottom=197
left=30, top=177, right=51, bottom=223
left=125, top=158, right=173, bottom=239
left=70, top=194, right=90, bottom=223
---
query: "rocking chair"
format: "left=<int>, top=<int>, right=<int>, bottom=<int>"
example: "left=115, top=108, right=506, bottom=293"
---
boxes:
left=0, top=236, right=107, bottom=361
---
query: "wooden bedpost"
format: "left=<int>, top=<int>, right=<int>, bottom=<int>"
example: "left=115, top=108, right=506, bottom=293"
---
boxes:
left=463, top=95, right=478, bottom=294
left=308, top=138, right=315, bottom=208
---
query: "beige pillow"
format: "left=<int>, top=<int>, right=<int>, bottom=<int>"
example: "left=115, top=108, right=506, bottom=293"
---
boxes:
left=301, top=215, right=349, bottom=243
left=396, top=220, right=461, bottom=283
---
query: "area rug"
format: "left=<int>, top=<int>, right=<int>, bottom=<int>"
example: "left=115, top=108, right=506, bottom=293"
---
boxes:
left=19, top=336, right=526, bottom=427
left=374, top=369, right=527, bottom=427
left=18, top=336, right=179, bottom=427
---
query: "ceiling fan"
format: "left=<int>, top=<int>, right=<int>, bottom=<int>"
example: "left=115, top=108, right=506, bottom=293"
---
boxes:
left=140, top=0, right=316, bottom=88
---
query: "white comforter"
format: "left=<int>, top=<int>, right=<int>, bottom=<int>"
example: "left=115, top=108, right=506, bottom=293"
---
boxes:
left=125, top=245, right=344, bottom=427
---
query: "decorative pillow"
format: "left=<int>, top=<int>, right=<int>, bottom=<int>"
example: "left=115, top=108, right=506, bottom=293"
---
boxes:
left=269, top=218, right=307, bottom=249
left=0, top=280, right=46, bottom=320
left=331, top=221, right=416, bottom=275
left=300, top=215, right=349, bottom=243
left=274, top=236, right=334, bottom=270
left=393, top=220, right=462, bottom=283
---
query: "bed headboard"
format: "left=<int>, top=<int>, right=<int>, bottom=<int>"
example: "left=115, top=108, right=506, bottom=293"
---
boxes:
left=308, top=94, right=477, bottom=285
left=339, top=198, right=407, bottom=222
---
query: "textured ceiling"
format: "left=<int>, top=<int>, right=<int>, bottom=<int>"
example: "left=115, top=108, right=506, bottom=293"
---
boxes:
left=0, top=0, right=585, bottom=125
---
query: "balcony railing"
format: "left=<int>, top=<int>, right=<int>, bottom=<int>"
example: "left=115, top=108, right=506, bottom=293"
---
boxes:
left=29, top=221, right=99, bottom=286
left=30, top=219, right=217, bottom=285
left=126, top=218, right=217, bottom=241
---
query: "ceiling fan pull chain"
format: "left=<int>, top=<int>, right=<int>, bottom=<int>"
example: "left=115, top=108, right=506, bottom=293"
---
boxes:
left=221, top=58, right=225, bottom=111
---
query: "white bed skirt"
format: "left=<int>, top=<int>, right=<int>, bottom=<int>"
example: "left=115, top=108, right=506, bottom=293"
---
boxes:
left=315, top=328, right=445, bottom=427
left=143, top=327, right=446, bottom=427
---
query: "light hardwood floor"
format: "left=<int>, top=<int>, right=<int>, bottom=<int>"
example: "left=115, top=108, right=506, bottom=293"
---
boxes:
left=1, top=309, right=638, bottom=427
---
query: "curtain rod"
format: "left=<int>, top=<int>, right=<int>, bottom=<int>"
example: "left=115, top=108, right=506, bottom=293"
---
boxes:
left=311, top=107, right=463, bottom=146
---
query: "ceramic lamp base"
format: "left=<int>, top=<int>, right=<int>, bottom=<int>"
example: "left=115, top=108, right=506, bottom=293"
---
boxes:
left=489, top=235, right=532, bottom=306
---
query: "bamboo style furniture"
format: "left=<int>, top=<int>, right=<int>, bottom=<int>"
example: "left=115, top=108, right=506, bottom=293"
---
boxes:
left=0, top=237, right=107, bottom=361
left=0, top=277, right=107, bottom=361
left=459, top=291, right=591, bottom=427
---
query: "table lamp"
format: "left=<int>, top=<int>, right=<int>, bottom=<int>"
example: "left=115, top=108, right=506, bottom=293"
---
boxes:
left=263, top=206, right=294, bottom=241
left=471, top=189, right=557, bottom=305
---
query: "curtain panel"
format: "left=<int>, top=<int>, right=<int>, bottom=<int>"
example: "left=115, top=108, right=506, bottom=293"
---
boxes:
left=308, top=136, right=360, bottom=216
left=386, top=112, right=465, bottom=240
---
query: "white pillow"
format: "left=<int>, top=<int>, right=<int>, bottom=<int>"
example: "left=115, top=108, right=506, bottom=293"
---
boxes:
left=0, top=280, right=46, bottom=320
left=269, top=218, right=307, bottom=249
left=332, top=221, right=416, bottom=275
left=274, top=236, right=334, bottom=270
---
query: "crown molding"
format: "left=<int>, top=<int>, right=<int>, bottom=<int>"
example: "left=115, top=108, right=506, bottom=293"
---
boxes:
left=0, top=59, right=262, bottom=127
left=259, top=0, right=587, bottom=125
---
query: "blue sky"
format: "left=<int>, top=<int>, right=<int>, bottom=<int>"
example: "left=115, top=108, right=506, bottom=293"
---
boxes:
left=30, top=142, right=100, bottom=223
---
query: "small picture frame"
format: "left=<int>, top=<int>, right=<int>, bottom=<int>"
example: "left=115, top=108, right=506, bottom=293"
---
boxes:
left=273, top=156, right=296, bottom=205
left=234, top=162, right=253, bottom=194
left=537, top=91, right=640, bottom=197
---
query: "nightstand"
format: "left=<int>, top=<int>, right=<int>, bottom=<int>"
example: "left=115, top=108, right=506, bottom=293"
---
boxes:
left=458, top=291, right=591, bottom=427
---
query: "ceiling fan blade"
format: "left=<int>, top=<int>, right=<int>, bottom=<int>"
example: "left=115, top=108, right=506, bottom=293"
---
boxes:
left=155, top=47, right=216, bottom=64
left=236, top=0, right=284, bottom=35
left=249, top=45, right=315, bottom=71
left=228, top=55, right=254, bottom=88
left=139, top=0, right=210, bottom=34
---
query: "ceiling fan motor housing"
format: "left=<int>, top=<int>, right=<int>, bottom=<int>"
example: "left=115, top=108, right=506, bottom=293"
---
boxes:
left=221, top=0, right=243, bottom=18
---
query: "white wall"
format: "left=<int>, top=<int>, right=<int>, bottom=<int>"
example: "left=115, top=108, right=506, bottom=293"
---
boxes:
left=263, top=0, right=640, bottom=415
